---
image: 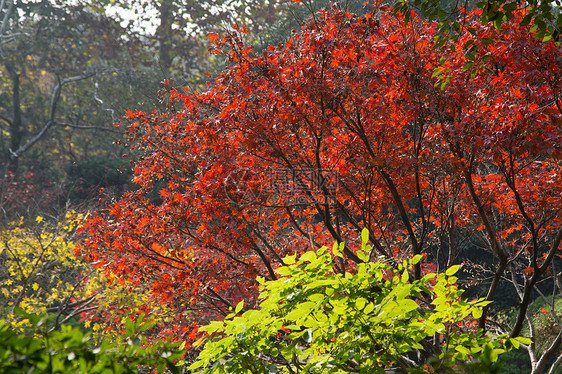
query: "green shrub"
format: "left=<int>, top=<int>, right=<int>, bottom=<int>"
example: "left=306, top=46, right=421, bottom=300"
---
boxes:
left=0, top=309, right=181, bottom=373
left=190, top=230, right=529, bottom=373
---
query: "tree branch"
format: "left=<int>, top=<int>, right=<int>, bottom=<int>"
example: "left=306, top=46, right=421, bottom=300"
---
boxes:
left=462, top=166, right=508, bottom=332
left=534, top=331, right=562, bottom=374
left=9, top=70, right=102, bottom=160
left=0, top=114, right=12, bottom=128
left=510, top=227, right=562, bottom=338
left=57, top=122, right=125, bottom=134
left=0, top=0, right=13, bottom=45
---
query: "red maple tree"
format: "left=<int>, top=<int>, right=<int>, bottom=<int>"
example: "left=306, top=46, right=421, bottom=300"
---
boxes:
left=79, top=3, right=561, bottom=368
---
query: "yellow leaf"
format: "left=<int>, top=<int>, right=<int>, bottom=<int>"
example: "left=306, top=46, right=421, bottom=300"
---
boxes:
left=36, top=216, right=43, bottom=223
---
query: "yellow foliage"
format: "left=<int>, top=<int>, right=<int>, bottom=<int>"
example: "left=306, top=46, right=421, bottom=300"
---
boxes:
left=2, top=209, right=174, bottom=344
left=81, top=268, right=175, bottom=343
left=0, top=212, right=89, bottom=330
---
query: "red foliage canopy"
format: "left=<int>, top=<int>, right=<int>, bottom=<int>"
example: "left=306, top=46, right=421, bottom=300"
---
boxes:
left=79, top=4, right=561, bottom=349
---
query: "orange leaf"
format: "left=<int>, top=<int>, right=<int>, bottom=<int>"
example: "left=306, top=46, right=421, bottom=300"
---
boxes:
left=207, top=32, right=219, bottom=42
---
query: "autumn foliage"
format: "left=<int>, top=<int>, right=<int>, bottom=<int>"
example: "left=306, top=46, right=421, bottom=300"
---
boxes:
left=79, top=2, right=561, bottom=360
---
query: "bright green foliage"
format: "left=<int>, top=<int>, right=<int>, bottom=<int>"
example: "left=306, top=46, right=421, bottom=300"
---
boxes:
left=0, top=309, right=182, bottom=374
left=190, top=231, right=529, bottom=373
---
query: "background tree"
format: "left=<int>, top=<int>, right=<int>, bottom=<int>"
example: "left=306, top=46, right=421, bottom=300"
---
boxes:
left=89, top=0, right=290, bottom=78
left=0, top=0, right=131, bottom=174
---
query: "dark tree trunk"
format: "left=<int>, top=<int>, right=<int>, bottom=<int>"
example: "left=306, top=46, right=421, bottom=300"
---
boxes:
left=156, top=0, right=173, bottom=70
left=5, top=61, right=22, bottom=173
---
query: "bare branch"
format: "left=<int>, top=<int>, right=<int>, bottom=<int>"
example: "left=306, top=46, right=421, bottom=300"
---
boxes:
left=57, top=122, right=125, bottom=134
left=547, top=353, right=562, bottom=374
left=511, top=227, right=562, bottom=338
left=9, top=70, right=104, bottom=159
left=0, top=0, right=13, bottom=45
left=0, top=113, right=11, bottom=128
left=534, top=331, right=562, bottom=374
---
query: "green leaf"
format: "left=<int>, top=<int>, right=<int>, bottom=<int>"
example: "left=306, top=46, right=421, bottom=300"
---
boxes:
left=303, top=330, right=313, bottom=343
left=200, top=321, right=224, bottom=334
left=361, top=228, right=369, bottom=244
left=355, top=297, right=367, bottom=310
left=481, top=37, right=493, bottom=45
left=332, top=242, right=342, bottom=257
left=135, top=312, right=145, bottom=327
left=431, top=67, right=443, bottom=79
left=139, top=319, right=156, bottom=332
left=490, top=348, right=505, bottom=362
left=284, top=254, right=297, bottom=265
left=514, top=337, right=533, bottom=345
left=503, top=2, right=518, bottom=11
left=14, top=307, right=40, bottom=324
left=189, top=236, right=509, bottom=373
left=472, top=308, right=483, bottom=319
left=357, top=249, right=369, bottom=262
left=455, top=345, right=471, bottom=357
left=276, top=266, right=292, bottom=276
left=399, top=298, right=419, bottom=313
left=235, top=300, right=244, bottom=314
left=307, top=293, right=325, bottom=303
left=536, top=19, right=546, bottom=32
left=300, top=251, right=317, bottom=263
left=520, top=13, right=533, bottom=26
left=401, top=270, right=409, bottom=283
left=445, top=265, right=460, bottom=276
left=411, top=254, right=423, bottom=265
left=507, top=338, right=519, bottom=349
left=363, top=302, right=375, bottom=315
left=462, top=61, right=474, bottom=72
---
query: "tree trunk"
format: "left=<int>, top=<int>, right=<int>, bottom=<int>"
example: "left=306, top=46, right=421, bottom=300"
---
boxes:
left=5, top=61, right=22, bottom=173
left=156, top=0, right=173, bottom=70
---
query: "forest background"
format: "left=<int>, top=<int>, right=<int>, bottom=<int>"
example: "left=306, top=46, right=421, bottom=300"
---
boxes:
left=0, top=0, right=561, bottom=373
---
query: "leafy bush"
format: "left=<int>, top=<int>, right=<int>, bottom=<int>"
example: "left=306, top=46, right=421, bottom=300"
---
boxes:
left=0, top=309, right=182, bottom=374
left=190, top=230, right=529, bottom=373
